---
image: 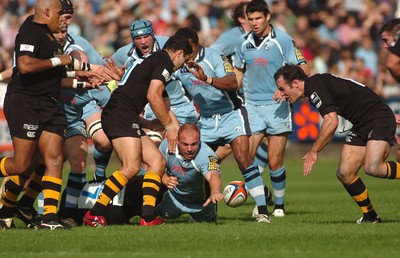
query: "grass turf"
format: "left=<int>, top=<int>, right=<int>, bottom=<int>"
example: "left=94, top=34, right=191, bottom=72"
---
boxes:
left=1, top=144, right=400, bottom=257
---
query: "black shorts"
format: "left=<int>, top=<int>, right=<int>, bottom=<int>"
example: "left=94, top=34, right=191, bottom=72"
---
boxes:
left=101, top=97, right=145, bottom=140
left=4, top=93, right=65, bottom=140
left=344, top=108, right=396, bottom=146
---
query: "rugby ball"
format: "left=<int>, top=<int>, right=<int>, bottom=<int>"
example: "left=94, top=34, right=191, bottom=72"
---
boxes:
left=223, top=181, right=249, bottom=207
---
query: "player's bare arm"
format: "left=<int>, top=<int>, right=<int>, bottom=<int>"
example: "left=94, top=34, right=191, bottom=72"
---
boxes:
left=61, top=70, right=105, bottom=89
left=17, top=54, right=72, bottom=74
left=233, top=66, right=245, bottom=90
left=147, top=79, right=178, bottom=152
left=203, top=171, right=223, bottom=207
left=187, top=60, right=238, bottom=91
left=303, top=112, right=338, bottom=176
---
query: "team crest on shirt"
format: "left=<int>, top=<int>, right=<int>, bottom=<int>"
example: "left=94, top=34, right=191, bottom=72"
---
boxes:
left=295, top=49, right=304, bottom=61
left=264, top=41, right=272, bottom=50
left=309, top=92, right=322, bottom=108
left=208, top=156, right=220, bottom=171
left=162, top=69, right=171, bottom=81
left=223, top=62, right=234, bottom=73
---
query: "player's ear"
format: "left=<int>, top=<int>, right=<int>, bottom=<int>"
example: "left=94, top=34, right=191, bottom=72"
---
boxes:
left=44, top=8, right=51, bottom=17
left=292, top=79, right=300, bottom=88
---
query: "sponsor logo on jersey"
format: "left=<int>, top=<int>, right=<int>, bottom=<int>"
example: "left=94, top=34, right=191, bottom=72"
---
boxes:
left=20, top=44, right=34, bottom=52
left=27, top=131, right=36, bottom=138
left=245, top=43, right=256, bottom=50
left=162, top=69, right=171, bottom=81
left=23, top=124, right=39, bottom=130
left=247, top=58, right=269, bottom=66
left=309, top=92, right=322, bottom=108
left=171, top=164, right=187, bottom=176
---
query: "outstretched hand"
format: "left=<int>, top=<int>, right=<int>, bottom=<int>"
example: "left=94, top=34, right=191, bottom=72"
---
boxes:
left=186, top=60, right=207, bottom=81
left=203, top=191, right=223, bottom=207
left=75, top=70, right=106, bottom=89
left=102, top=58, right=125, bottom=81
left=302, top=150, right=318, bottom=176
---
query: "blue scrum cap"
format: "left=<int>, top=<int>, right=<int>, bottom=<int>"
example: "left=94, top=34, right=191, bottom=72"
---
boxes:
left=130, top=19, right=154, bottom=39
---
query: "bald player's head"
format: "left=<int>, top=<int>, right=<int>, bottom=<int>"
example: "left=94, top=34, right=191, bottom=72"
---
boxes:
left=34, top=0, right=62, bottom=32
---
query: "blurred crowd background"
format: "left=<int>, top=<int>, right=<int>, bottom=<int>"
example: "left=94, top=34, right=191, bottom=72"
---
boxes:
left=1, top=0, right=400, bottom=98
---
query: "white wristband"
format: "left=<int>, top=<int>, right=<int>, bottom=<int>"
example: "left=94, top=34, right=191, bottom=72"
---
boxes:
left=50, top=57, right=62, bottom=67
left=206, top=75, right=213, bottom=85
left=66, top=71, right=76, bottom=78
left=72, top=79, right=87, bottom=89
left=0, top=73, right=3, bottom=81
left=72, top=58, right=80, bottom=70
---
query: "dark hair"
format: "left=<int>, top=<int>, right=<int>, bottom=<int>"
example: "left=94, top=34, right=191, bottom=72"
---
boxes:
left=246, top=0, right=270, bottom=16
left=232, top=2, right=248, bottom=27
left=174, top=27, right=199, bottom=45
left=59, top=0, right=74, bottom=15
left=163, top=35, right=193, bottom=55
left=379, top=18, right=400, bottom=36
left=274, top=64, right=308, bottom=84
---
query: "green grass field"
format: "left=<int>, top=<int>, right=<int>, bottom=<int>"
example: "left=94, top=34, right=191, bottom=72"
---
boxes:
left=1, top=143, right=400, bottom=258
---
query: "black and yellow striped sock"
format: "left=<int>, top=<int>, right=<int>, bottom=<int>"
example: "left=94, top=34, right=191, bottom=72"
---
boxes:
left=41, top=176, right=62, bottom=222
left=0, top=156, right=10, bottom=177
left=91, top=171, right=128, bottom=215
left=142, top=172, right=161, bottom=222
left=18, top=165, right=45, bottom=207
left=2, top=175, right=27, bottom=209
left=385, top=161, right=400, bottom=179
left=343, top=176, right=377, bottom=220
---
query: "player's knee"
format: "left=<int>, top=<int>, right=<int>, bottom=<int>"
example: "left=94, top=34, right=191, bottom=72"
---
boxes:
left=13, top=162, right=31, bottom=175
left=148, top=156, right=166, bottom=173
left=92, top=132, right=112, bottom=152
left=363, top=163, right=382, bottom=177
left=268, top=158, right=283, bottom=171
left=336, top=169, right=357, bottom=184
left=121, top=164, right=142, bottom=179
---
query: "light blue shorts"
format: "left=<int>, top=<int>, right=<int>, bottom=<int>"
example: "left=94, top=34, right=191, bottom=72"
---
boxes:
left=156, top=191, right=217, bottom=222
left=143, top=101, right=198, bottom=125
left=59, top=86, right=110, bottom=138
left=246, top=101, right=292, bottom=135
left=197, top=107, right=251, bottom=146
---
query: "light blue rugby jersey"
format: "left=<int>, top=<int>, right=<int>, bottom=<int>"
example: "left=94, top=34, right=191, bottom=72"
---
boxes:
left=175, top=46, right=243, bottom=117
left=64, top=34, right=104, bottom=65
left=234, top=26, right=306, bottom=105
left=111, top=35, right=169, bottom=68
left=211, top=26, right=246, bottom=59
left=211, top=26, right=249, bottom=94
left=159, top=139, right=220, bottom=204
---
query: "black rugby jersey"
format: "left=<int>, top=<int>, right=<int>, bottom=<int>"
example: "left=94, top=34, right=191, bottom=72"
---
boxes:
left=304, top=73, right=392, bottom=127
left=111, top=50, right=173, bottom=113
left=7, top=16, right=64, bottom=98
